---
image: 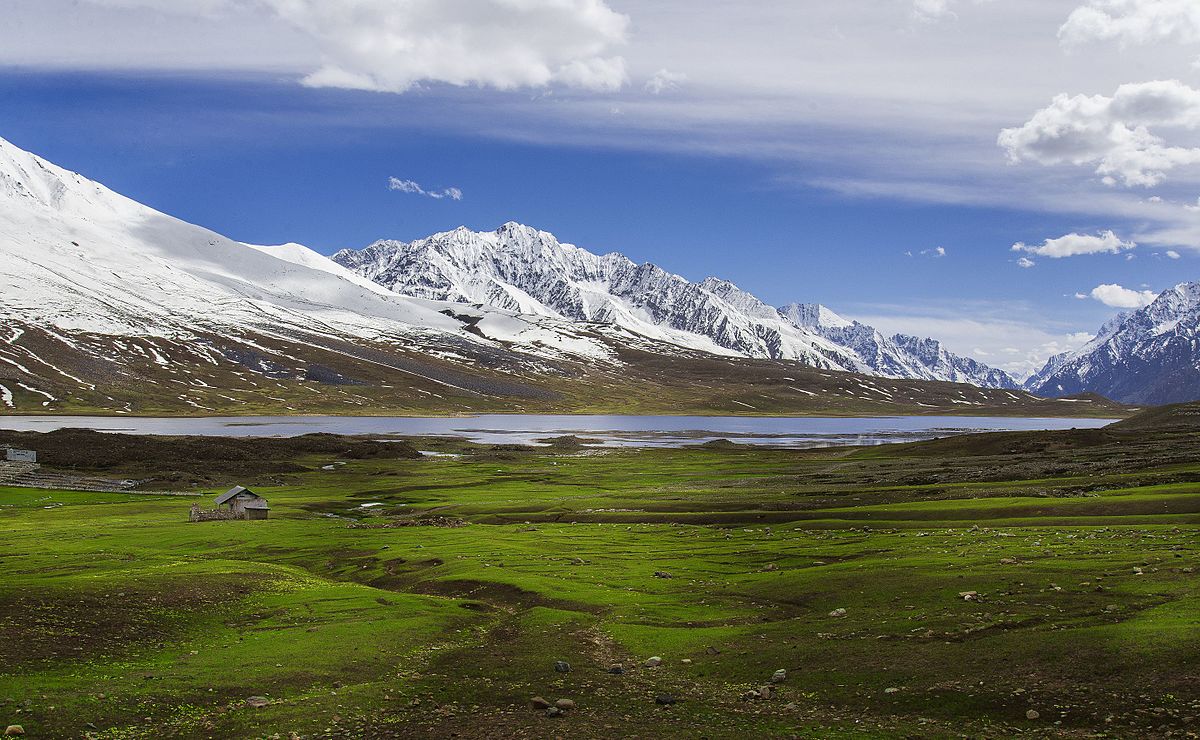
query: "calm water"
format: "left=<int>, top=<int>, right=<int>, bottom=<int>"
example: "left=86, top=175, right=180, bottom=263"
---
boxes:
left=0, top=414, right=1116, bottom=448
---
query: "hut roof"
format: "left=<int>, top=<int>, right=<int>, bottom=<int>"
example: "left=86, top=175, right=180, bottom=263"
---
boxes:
left=215, top=485, right=257, bottom=506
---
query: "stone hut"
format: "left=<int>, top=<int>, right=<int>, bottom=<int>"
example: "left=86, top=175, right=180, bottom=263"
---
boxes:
left=215, top=486, right=270, bottom=520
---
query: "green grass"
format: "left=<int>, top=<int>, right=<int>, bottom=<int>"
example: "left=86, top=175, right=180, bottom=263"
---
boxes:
left=1, top=437, right=1198, bottom=738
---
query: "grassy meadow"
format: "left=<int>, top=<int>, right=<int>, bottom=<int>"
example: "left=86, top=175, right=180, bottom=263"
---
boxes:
left=1, top=418, right=1199, bottom=738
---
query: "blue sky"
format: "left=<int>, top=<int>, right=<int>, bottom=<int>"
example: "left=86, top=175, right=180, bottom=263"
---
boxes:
left=2, top=1, right=1199, bottom=377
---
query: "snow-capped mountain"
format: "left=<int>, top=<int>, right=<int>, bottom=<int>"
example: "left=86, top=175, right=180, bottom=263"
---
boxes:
left=333, top=224, right=863, bottom=370
left=1025, top=282, right=1200, bottom=405
left=0, top=134, right=1086, bottom=416
left=334, top=224, right=1017, bottom=388
left=0, top=135, right=651, bottom=412
left=780, top=303, right=1019, bottom=389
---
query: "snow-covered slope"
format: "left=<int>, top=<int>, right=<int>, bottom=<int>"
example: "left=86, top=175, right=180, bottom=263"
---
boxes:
left=334, top=224, right=1016, bottom=387
left=333, top=223, right=869, bottom=369
left=1025, top=282, right=1200, bottom=404
left=781, top=303, right=1017, bottom=388
left=0, top=136, right=629, bottom=369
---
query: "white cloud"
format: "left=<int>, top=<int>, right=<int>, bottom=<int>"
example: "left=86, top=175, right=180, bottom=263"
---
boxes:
left=1089, top=282, right=1159, bottom=307
left=1059, top=0, right=1200, bottom=48
left=1011, top=230, right=1136, bottom=257
left=912, top=0, right=956, bottom=22
left=1016, top=256, right=1036, bottom=268
left=1167, top=248, right=1182, bottom=257
left=999, top=80, right=1200, bottom=188
left=79, top=0, right=631, bottom=93
left=644, top=68, right=687, bottom=95
left=918, top=246, right=947, bottom=257
left=388, top=177, right=463, bottom=201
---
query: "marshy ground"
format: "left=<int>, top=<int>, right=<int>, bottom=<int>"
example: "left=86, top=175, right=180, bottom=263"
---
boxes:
left=1, top=408, right=1198, bottom=738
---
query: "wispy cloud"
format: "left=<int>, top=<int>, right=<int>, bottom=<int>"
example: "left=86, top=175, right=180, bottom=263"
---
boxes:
left=1012, top=230, right=1136, bottom=257
left=644, top=68, right=686, bottom=95
left=388, top=177, right=463, bottom=201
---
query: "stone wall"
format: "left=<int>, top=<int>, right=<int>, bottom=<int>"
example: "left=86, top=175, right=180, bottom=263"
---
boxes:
left=189, top=504, right=244, bottom=522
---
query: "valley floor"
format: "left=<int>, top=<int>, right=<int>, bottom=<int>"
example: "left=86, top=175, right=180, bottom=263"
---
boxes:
left=1, top=418, right=1198, bottom=738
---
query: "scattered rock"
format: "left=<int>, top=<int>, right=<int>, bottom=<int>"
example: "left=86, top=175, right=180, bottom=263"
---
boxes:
left=959, top=591, right=980, bottom=601
left=530, top=697, right=552, bottom=711
left=245, top=696, right=270, bottom=709
left=758, top=686, right=773, bottom=700
left=884, top=687, right=900, bottom=694
left=655, top=695, right=677, bottom=706
left=608, top=664, right=624, bottom=675
left=644, top=656, right=662, bottom=668
left=762, top=563, right=779, bottom=572
left=554, top=661, right=571, bottom=673
left=829, top=608, right=847, bottom=618
left=4, top=727, right=24, bottom=737
left=654, top=571, right=673, bottom=579
left=555, top=699, right=576, bottom=711
left=545, top=707, right=563, bottom=718
left=1026, top=709, right=1041, bottom=720
left=771, top=669, right=787, bottom=684
left=680, top=659, right=692, bottom=665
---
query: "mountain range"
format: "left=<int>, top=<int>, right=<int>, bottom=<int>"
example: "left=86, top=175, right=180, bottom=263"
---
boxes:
left=0, top=134, right=1162, bottom=414
left=332, top=225, right=1019, bottom=388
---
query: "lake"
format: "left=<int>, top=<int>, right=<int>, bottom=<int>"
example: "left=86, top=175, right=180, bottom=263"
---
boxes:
left=0, top=414, right=1117, bottom=448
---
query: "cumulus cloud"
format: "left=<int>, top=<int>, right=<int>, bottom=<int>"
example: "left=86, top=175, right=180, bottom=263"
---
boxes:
left=644, top=68, right=687, bottom=95
left=998, top=80, right=1200, bottom=188
left=1089, top=282, right=1159, bottom=307
left=1059, top=0, right=1200, bottom=48
left=1011, top=230, right=1136, bottom=257
left=81, top=0, right=630, bottom=93
left=388, top=177, right=463, bottom=201
left=1167, top=248, right=1182, bottom=258
left=1016, top=256, right=1036, bottom=268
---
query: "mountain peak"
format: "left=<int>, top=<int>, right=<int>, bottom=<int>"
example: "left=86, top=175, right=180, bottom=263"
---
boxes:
left=332, top=225, right=1018, bottom=388
left=1026, top=281, right=1200, bottom=404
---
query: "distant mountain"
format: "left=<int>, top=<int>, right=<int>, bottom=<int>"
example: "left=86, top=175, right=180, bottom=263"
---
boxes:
left=780, top=303, right=1019, bottom=389
left=1025, top=282, right=1200, bottom=404
left=332, top=224, right=863, bottom=369
left=335, top=224, right=1017, bottom=388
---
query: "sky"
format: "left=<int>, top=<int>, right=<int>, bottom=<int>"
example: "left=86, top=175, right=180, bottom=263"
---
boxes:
left=2, top=0, right=1199, bottom=379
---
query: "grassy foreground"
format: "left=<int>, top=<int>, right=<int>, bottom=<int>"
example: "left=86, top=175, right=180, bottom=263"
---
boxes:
left=1, top=419, right=1199, bottom=738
